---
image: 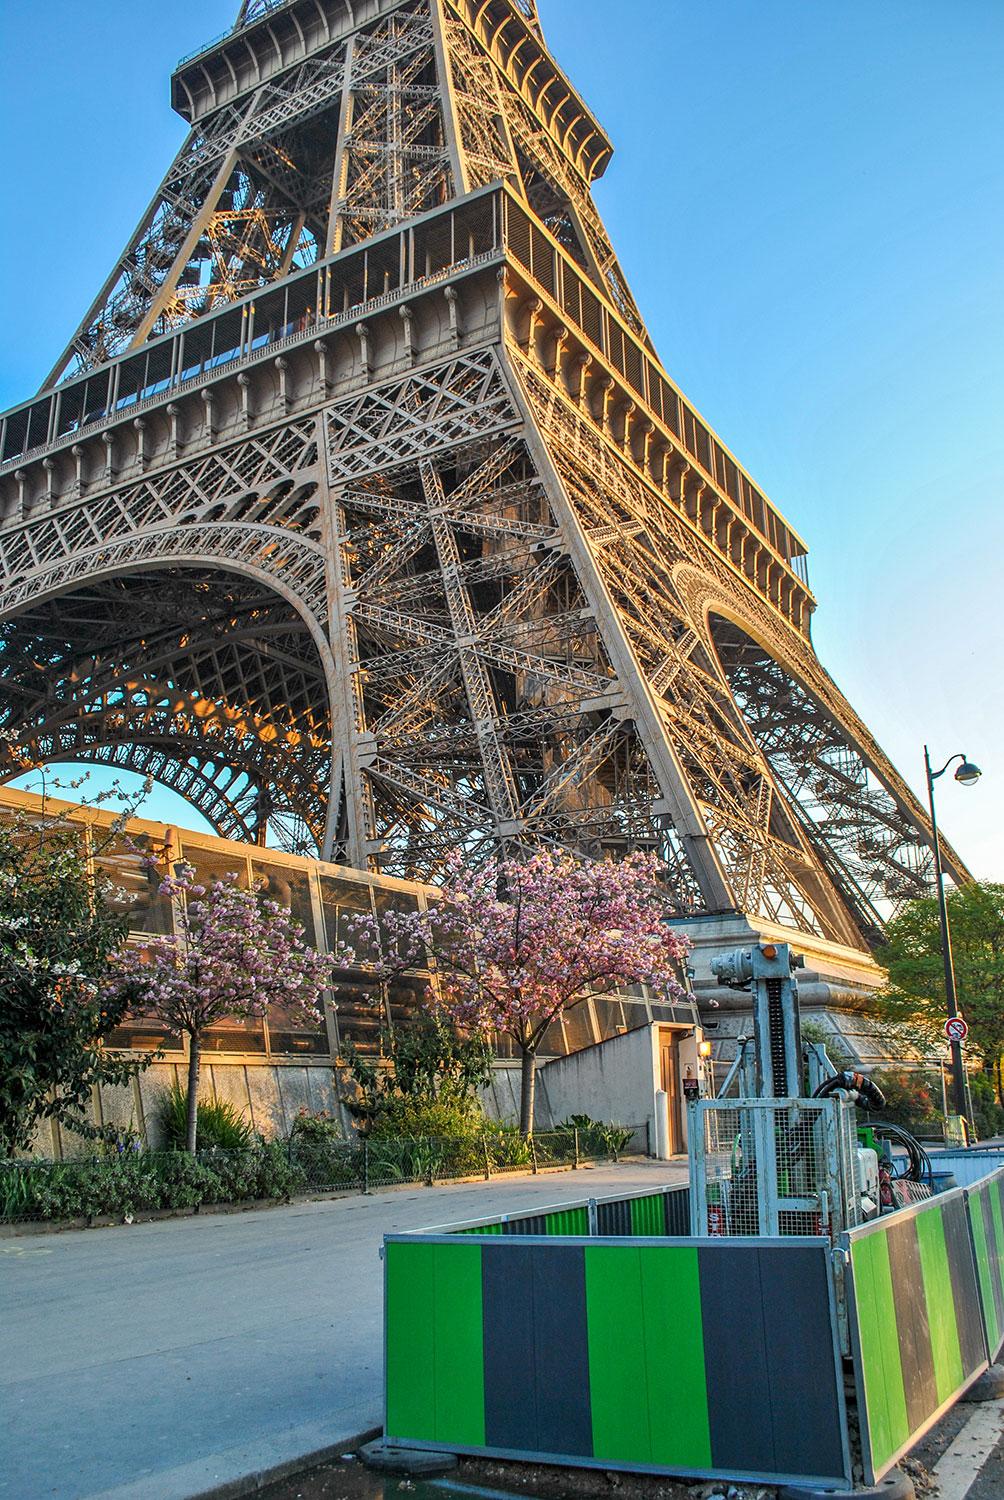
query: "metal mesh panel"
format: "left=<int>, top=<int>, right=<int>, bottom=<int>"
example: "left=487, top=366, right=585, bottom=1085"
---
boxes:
left=690, top=1098, right=859, bottom=1240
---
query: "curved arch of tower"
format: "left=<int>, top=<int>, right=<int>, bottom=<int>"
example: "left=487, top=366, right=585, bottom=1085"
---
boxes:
left=0, top=0, right=965, bottom=969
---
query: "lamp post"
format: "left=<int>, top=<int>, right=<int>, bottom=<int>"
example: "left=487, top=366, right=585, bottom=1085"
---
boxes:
left=924, top=746, right=981, bottom=1120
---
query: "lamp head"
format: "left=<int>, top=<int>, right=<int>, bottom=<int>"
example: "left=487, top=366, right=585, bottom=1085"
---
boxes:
left=955, top=759, right=982, bottom=787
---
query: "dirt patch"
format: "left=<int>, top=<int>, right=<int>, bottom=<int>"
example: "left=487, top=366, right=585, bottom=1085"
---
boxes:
left=257, top=1451, right=775, bottom=1500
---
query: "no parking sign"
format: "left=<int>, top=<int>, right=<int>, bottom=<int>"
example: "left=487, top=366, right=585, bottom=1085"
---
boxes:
left=944, top=1016, right=969, bottom=1044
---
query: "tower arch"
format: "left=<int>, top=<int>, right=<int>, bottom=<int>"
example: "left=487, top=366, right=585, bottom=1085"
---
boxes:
left=0, top=557, right=339, bottom=859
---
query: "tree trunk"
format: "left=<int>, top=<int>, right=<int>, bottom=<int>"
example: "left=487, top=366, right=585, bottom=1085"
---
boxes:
left=519, top=1046, right=536, bottom=1138
left=185, top=1032, right=201, bottom=1154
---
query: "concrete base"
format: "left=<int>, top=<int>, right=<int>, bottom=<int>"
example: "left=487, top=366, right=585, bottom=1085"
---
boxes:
left=677, top=912, right=900, bottom=1070
left=778, top=1467, right=914, bottom=1499
left=961, top=1363, right=1004, bottom=1402
left=358, top=1439, right=458, bottom=1477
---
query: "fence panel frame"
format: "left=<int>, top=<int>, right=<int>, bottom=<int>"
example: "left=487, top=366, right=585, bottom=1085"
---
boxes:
left=384, top=1212, right=852, bottom=1491
left=841, top=1180, right=991, bottom=1485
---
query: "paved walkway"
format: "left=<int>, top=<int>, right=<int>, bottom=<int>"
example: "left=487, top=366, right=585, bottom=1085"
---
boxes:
left=0, top=1160, right=684, bottom=1500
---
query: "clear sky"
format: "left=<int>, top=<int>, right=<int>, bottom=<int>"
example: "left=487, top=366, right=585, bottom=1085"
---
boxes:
left=1, top=0, right=1001, bottom=877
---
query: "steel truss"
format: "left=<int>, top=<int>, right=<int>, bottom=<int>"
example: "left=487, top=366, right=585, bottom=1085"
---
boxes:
left=0, top=0, right=964, bottom=949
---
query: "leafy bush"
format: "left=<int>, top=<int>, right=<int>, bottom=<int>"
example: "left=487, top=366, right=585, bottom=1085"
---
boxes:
left=289, top=1108, right=342, bottom=1143
left=286, top=1109, right=358, bottom=1188
left=485, top=1126, right=533, bottom=1171
left=0, top=799, right=155, bottom=1158
left=342, top=1015, right=491, bottom=1135
left=554, top=1114, right=634, bottom=1157
left=158, top=1080, right=253, bottom=1151
left=800, top=1020, right=854, bottom=1079
left=0, top=1144, right=306, bottom=1223
left=199, top=1143, right=304, bottom=1202
left=158, top=1155, right=224, bottom=1209
left=368, top=1096, right=482, bottom=1141
left=968, top=1073, right=1004, bottom=1140
left=870, top=1068, right=943, bottom=1131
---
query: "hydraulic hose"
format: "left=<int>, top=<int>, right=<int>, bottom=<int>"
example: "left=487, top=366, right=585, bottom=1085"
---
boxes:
left=813, top=1070, right=886, bottom=1110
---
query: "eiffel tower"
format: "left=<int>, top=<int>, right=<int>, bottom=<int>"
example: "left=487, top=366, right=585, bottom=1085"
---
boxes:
left=0, top=0, right=966, bottom=989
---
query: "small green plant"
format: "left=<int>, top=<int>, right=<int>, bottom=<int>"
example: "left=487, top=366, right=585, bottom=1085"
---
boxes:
left=158, top=1080, right=253, bottom=1151
left=554, top=1114, right=634, bottom=1157
left=483, top=1124, right=533, bottom=1171
left=367, top=1096, right=483, bottom=1141
left=342, top=1014, right=492, bottom=1136
left=199, top=1143, right=305, bottom=1202
left=0, top=1144, right=307, bottom=1223
left=287, top=1110, right=356, bottom=1189
left=800, top=1021, right=854, bottom=1081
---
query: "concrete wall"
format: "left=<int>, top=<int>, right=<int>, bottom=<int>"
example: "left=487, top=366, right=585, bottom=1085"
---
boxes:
left=44, top=1060, right=344, bottom=1158
left=480, top=1027, right=706, bottom=1158
left=534, top=1026, right=660, bottom=1138
left=480, top=1028, right=665, bottom=1152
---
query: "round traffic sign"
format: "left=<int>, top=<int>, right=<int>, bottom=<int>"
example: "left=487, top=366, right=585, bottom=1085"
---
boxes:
left=944, top=1016, right=969, bottom=1043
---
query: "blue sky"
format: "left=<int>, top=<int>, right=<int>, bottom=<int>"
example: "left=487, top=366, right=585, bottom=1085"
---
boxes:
left=1, top=0, right=1001, bottom=877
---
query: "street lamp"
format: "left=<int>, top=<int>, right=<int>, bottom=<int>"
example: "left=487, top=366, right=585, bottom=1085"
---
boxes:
left=924, top=746, right=982, bottom=1120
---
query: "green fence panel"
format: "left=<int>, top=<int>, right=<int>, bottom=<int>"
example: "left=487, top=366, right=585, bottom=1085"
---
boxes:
left=385, top=1240, right=485, bottom=1449
left=639, top=1244, right=712, bottom=1469
left=916, top=1205, right=964, bottom=1404
left=849, top=1225, right=911, bottom=1474
left=385, top=1230, right=848, bottom=1489
left=967, top=1171, right=1004, bottom=1358
left=629, top=1192, right=666, bottom=1236
left=584, top=1244, right=712, bottom=1469
left=385, top=1240, right=437, bottom=1441
left=847, top=1190, right=988, bottom=1484
left=541, top=1205, right=590, bottom=1235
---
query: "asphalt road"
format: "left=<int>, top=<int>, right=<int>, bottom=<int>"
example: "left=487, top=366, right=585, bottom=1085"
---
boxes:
left=0, top=1160, right=683, bottom=1500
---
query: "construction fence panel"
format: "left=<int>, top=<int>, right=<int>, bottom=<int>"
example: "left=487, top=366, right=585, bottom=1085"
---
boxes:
left=384, top=1215, right=851, bottom=1491
left=965, top=1166, right=1004, bottom=1361
left=443, top=1184, right=691, bottom=1240
left=843, top=1183, right=990, bottom=1485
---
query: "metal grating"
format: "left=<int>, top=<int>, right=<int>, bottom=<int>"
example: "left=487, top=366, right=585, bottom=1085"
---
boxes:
left=689, top=1098, right=861, bottom=1241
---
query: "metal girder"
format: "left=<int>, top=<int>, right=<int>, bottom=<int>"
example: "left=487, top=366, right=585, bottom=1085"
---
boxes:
left=0, top=571, right=331, bottom=856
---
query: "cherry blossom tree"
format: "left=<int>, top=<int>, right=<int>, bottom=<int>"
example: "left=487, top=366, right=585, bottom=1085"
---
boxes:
left=110, top=867, right=335, bottom=1152
left=344, top=850, right=691, bottom=1136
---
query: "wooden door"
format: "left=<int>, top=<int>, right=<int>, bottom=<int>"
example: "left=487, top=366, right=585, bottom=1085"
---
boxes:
left=660, top=1033, right=681, bottom=1155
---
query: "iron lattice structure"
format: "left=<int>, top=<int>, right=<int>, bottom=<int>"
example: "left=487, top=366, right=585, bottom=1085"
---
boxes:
left=0, top=0, right=965, bottom=952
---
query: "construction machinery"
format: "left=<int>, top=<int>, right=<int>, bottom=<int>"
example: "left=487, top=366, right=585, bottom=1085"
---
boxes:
left=688, top=941, right=929, bottom=1240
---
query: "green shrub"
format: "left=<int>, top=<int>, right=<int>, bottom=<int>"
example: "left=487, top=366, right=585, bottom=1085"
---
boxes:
left=199, top=1143, right=305, bottom=1201
left=554, top=1114, right=634, bottom=1156
left=870, top=1068, right=943, bottom=1132
left=158, top=1081, right=254, bottom=1151
left=0, top=1144, right=310, bottom=1223
left=156, top=1154, right=223, bottom=1209
left=800, top=1020, right=854, bottom=1080
left=483, top=1124, right=533, bottom=1171
left=288, top=1108, right=342, bottom=1143
left=968, top=1073, right=1004, bottom=1140
left=342, top=1015, right=491, bottom=1135
left=368, top=1095, right=481, bottom=1141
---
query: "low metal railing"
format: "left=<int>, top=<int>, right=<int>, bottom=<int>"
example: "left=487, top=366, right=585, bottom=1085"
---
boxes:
left=0, top=1123, right=647, bottom=1224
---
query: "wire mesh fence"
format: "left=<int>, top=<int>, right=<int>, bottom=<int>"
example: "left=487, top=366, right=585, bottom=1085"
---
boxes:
left=0, top=1123, right=648, bottom=1225
left=690, top=1098, right=858, bottom=1239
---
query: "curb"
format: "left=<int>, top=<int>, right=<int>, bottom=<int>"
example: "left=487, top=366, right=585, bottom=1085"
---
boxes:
left=186, top=1426, right=383, bottom=1500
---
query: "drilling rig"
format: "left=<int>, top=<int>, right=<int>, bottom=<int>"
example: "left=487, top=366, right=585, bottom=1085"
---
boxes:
left=688, top=942, right=925, bottom=1241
